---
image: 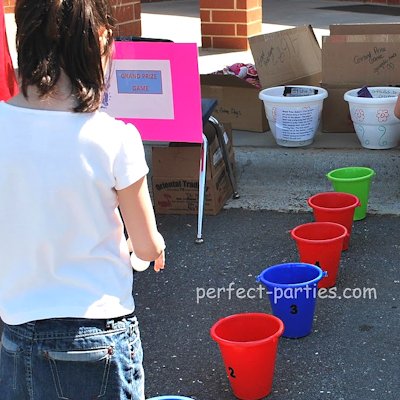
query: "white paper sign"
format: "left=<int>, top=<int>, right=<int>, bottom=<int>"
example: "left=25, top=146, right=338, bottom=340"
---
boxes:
left=104, top=59, right=174, bottom=120
left=275, top=106, right=320, bottom=141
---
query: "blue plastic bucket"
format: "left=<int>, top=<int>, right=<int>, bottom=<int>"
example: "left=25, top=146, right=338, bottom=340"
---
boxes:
left=147, top=397, right=193, bottom=400
left=257, top=263, right=325, bottom=338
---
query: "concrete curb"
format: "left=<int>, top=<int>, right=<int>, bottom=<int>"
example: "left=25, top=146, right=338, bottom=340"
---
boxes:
left=226, top=145, right=400, bottom=215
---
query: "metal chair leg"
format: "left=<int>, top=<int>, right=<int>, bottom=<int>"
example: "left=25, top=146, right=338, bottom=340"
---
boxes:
left=209, top=116, right=240, bottom=199
left=195, top=134, right=208, bottom=244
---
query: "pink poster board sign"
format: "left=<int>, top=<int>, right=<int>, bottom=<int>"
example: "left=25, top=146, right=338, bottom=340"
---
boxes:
left=102, top=41, right=203, bottom=143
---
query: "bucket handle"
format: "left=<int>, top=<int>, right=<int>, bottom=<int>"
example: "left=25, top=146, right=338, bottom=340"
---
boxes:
left=257, top=270, right=328, bottom=281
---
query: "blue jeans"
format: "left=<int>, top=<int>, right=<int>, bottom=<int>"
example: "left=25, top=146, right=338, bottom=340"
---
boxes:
left=0, top=314, right=144, bottom=400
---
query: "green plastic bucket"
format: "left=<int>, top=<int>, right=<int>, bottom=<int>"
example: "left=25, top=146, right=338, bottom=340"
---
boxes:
left=326, top=167, right=375, bottom=221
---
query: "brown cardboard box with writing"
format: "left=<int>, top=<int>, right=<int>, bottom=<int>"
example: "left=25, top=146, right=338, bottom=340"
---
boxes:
left=322, top=23, right=400, bottom=132
left=151, top=124, right=235, bottom=215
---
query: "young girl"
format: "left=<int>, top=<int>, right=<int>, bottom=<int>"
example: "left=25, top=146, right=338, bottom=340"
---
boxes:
left=0, top=1, right=165, bottom=399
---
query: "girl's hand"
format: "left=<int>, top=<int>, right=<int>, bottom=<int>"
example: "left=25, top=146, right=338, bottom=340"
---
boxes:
left=154, top=249, right=165, bottom=272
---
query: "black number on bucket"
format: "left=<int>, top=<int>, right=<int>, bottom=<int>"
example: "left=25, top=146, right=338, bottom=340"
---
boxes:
left=290, top=304, right=298, bottom=314
left=315, top=261, right=321, bottom=268
left=228, top=367, right=236, bottom=378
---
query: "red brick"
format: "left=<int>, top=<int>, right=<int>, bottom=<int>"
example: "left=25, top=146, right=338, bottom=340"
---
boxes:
left=200, top=9, right=211, bottom=22
left=200, top=0, right=235, bottom=9
left=212, top=10, right=247, bottom=23
left=110, top=0, right=136, bottom=5
left=133, top=20, right=142, bottom=37
left=236, top=0, right=262, bottom=9
left=212, top=36, right=249, bottom=50
left=236, top=21, right=262, bottom=37
left=115, top=21, right=141, bottom=37
left=247, top=8, right=262, bottom=23
left=4, top=0, right=16, bottom=13
left=112, top=5, right=134, bottom=25
left=202, top=36, right=213, bottom=48
left=201, top=22, right=236, bottom=36
left=134, top=2, right=141, bottom=19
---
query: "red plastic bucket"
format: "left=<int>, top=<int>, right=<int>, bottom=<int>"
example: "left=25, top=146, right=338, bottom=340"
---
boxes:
left=210, top=313, right=284, bottom=400
left=290, top=222, right=347, bottom=288
left=307, top=192, right=360, bottom=250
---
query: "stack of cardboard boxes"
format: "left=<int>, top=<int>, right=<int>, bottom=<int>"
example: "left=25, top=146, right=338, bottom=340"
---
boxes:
left=322, top=23, right=400, bottom=133
left=200, top=23, right=400, bottom=135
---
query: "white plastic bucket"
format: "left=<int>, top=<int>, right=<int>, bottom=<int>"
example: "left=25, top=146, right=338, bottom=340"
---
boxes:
left=259, top=85, right=328, bottom=147
left=344, top=87, right=400, bottom=150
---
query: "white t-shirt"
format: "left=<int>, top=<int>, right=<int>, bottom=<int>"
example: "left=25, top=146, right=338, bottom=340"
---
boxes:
left=0, top=102, right=149, bottom=325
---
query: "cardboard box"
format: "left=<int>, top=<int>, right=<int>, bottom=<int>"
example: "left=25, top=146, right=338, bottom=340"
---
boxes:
left=152, top=125, right=235, bottom=215
left=201, top=74, right=268, bottom=132
left=322, top=23, right=400, bottom=132
left=200, top=25, right=322, bottom=133
left=250, top=25, right=322, bottom=89
left=330, top=23, right=400, bottom=35
left=321, top=84, right=355, bottom=133
left=322, top=34, right=400, bottom=86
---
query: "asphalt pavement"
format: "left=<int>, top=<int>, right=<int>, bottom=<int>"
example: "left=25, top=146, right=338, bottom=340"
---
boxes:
left=134, top=208, right=399, bottom=400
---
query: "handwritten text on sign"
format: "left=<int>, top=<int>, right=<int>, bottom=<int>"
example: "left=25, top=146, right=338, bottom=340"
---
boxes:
left=257, top=35, right=299, bottom=68
left=353, top=46, right=398, bottom=75
left=116, top=70, right=163, bottom=94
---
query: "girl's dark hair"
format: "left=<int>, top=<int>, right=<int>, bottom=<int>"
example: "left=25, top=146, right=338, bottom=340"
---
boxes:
left=15, top=0, right=115, bottom=113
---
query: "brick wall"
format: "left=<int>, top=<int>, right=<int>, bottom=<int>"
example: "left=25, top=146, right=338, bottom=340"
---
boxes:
left=3, top=0, right=142, bottom=38
left=200, top=0, right=262, bottom=50
left=111, top=0, right=142, bottom=37
left=3, top=0, right=15, bottom=14
left=364, top=0, right=400, bottom=3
